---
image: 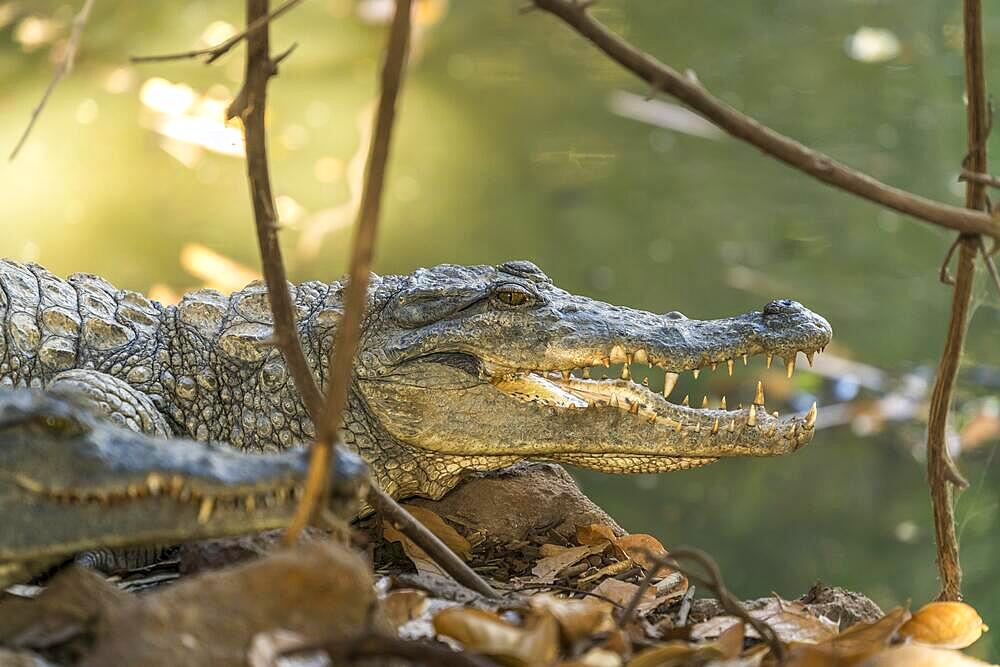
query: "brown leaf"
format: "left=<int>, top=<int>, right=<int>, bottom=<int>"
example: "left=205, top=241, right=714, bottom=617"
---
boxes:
left=399, top=504, right=472, bottom=559
left=540, top=543, right=572, bottom=558
left=899, top=601, right=989, bottom=650
left=384, top=523, right=447, bottom=577
left=382, top=589, right=429, bottom=628
left=532, top=544, right=603, bottom=583
left=860, top=643, right=998, bottom=666
left=558, top=647, right=624, bottom=666
left=616, top=534, right=668, bottom=571
left=529, top=593, right=616, bottom=644
left=715, top=620, right=745, bottom=659
left=577, top=523, right=618, bottom=547
left=786, top=606, right=911, bottom=667
left=590, top=579, right=661, bottom=616
left=626, top=641, right=726, bottom=667
left=433, top=607, right=560, bottom=667
left=693, top=596, right=837, bottom=645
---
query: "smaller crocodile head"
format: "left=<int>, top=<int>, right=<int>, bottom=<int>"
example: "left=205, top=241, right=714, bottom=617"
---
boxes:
left=359, top=261, right=832, bottom=477
left=0, top=391, right=369, bottom=574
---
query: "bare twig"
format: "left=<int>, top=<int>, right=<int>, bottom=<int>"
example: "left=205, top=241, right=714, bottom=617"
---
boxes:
left=9, top=0, right=96, bottom=161
left=926, top=0, right=988, bottom=603
left=530, top=0, right=1000, bottom=240
left=371, top=485, right=499, bottom=599
left=959, top=168, right=1000, bottom=189
left=130, top=0, right=304, bottom=64
left=284, top=0, right=412, bottom=542
left=281, top=633, right=496, bottom=667
left=230, top=0, right=325, bottom=421
left=618, top=547, right=785, bottom=661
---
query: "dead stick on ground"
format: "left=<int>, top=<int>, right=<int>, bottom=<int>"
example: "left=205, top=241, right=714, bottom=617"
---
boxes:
left=529, top=0, right=1000, bottom=240
left=9, top=0, right=96, bottom=161
left=130, top=0, right=304, bottom=64
left=618, top=546, right=785, bottom=661
left=924, top=0, right=989, bottom=602
left=229, top=0, right=324, bottom=421
left=282, top=633, right=496, bottom=667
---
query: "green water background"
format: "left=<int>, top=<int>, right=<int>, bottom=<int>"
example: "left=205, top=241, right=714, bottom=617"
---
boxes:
left=2, top=1, right=998, bottom=659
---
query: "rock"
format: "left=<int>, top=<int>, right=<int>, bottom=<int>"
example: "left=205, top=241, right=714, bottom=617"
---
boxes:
left=798, top=582, right=884, bottom=629
left=404, top=462, right=624, bottom=544
left=178, top=528, right=329, bottom=576
left=86, top=541, right=389, bottom=667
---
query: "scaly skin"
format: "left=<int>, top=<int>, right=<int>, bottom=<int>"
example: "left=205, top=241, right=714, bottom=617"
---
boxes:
left=0, top=390, right=369, bottom=587
left=0, top=259, right=831, bottom=500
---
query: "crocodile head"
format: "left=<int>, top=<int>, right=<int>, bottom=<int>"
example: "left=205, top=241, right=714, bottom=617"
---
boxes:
left=0, top=390, right=368, bottom=584
left=358, top=261, right=831, bottom=488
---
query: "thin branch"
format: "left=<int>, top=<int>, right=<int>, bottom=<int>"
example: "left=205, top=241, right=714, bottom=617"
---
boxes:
left=370, top=485, right=499, bottom=599
left=530, top=0, right=1000, bottom=240
left=231, top=0, right=325, bottom=421
left=959, top=168, right=1000, bottom=189
left=926, top=0, right=989, bottom=603
left=284, top=0, right=412, bottom=541
left=9, top=0, right=96, bottom=161
left=130, top=0, right=304, bottom=65
left=617, top=547, right=785, bottom=662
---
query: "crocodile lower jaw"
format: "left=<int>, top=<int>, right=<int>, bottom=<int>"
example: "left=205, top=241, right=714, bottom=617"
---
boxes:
left=484, top=346, right=820, bottom=440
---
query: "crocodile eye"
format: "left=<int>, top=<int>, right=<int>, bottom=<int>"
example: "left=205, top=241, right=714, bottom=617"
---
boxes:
left=37, top=414, right=86, bottom=437
left=493, top=283, right=533, bottom=307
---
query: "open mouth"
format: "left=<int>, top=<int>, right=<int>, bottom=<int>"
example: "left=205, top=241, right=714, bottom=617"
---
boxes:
left=484, top=342, right=822, bottom=443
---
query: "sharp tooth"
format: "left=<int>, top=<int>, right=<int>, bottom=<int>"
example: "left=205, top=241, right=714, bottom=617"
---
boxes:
left=610, top=345, right=627, bottom=364
left=663, top=372, right=679, bottom=396
left=642, top=376, right=649, bottom=387
left=806, top=351, right=815, bottom=367
left=602, top=357, right=610, bottom=367
left=694, top=422, right=701, bottom=433
left=701, top=395, right=709, bottom=409
left=727, top=359, right=734, bottom=376
left=720, top=395, right=727, bottom=410
left=728, top=419, right=736, bottom=432
left=742, top=354, right=749, bottom=366
left=245, top=496, right=256, bottom=512
left=711, top=362, right=717, bottom=371
left=621, top=364, right=631, bottom=380
left=561, top=371, right=571, bottom=382
left=772, top=411, right=779, bottom=418
left=785, top=357, right=795, bottom=379
left=583, top=367, right=591, bottom=379
left=754, top=380, right=765, bottom=405
left=805, top=402, right=817, bottom=428
left=674, top=420, right=683, bottom=433
left=766, top=353, right=773, bottom=369
left=692, top=369, right=700, bottom=379
left=634, top=349, right=648, bottom=364
left=711, top=417, right=720, bottom=434
left=198, top=497, right=215, bottom=524
left=629, top=401, right=639, bottom=415
left=682, top=394, right=689, bottom=406
left=146, top=473, right=163, bottom=495
left=610, top=396, right=620, bottom=408
left=747, top=404, right=757, bottom=426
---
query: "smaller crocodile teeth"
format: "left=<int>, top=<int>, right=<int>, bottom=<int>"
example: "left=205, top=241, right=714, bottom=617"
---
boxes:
left=198, top=496, right=215, bottom=524
left=662, top=372, right=679, bottom=397
left=805, top=402, right=817, bottom=428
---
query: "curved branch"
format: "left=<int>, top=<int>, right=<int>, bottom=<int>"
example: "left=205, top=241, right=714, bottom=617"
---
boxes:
left=531, top=0, right=1000, bottom=240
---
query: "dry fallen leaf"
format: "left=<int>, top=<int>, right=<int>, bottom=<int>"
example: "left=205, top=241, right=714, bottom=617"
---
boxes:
left=616, top=534, right=668, bottom=571
left=693, top=596, right=838, bottom=645
left=382, top=589, right=429, bottom=628
left=860, top=643, right=999, bottom=666
left=786, top=606, right=910, bottom=667
left=626, top=641, right=727, bottom=667
left=383, top=524, right=446, bottom=577
left=577, top=523, right=618, bottom=547
left=559, top=646, right=624, bottom=666
left=529, top=592, right=617, bottom=644
left=899, top=602, right=989, bottom=650
left=434, top=606, right=560, bottom=667
left=399, top=505, right=472, bottom=559
left=591, top=579, right=661, bottom=615
left=531, top=544, right=604, bottom=583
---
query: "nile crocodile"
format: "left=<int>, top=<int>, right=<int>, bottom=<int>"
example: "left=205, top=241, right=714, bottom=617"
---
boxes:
left=0, top=259, right=830, bottom=500
left=0, top=389, right=369, bottom=587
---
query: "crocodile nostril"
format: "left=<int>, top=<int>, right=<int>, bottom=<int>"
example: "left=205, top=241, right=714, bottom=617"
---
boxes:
left=763, top=299, right=798, bottom=316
